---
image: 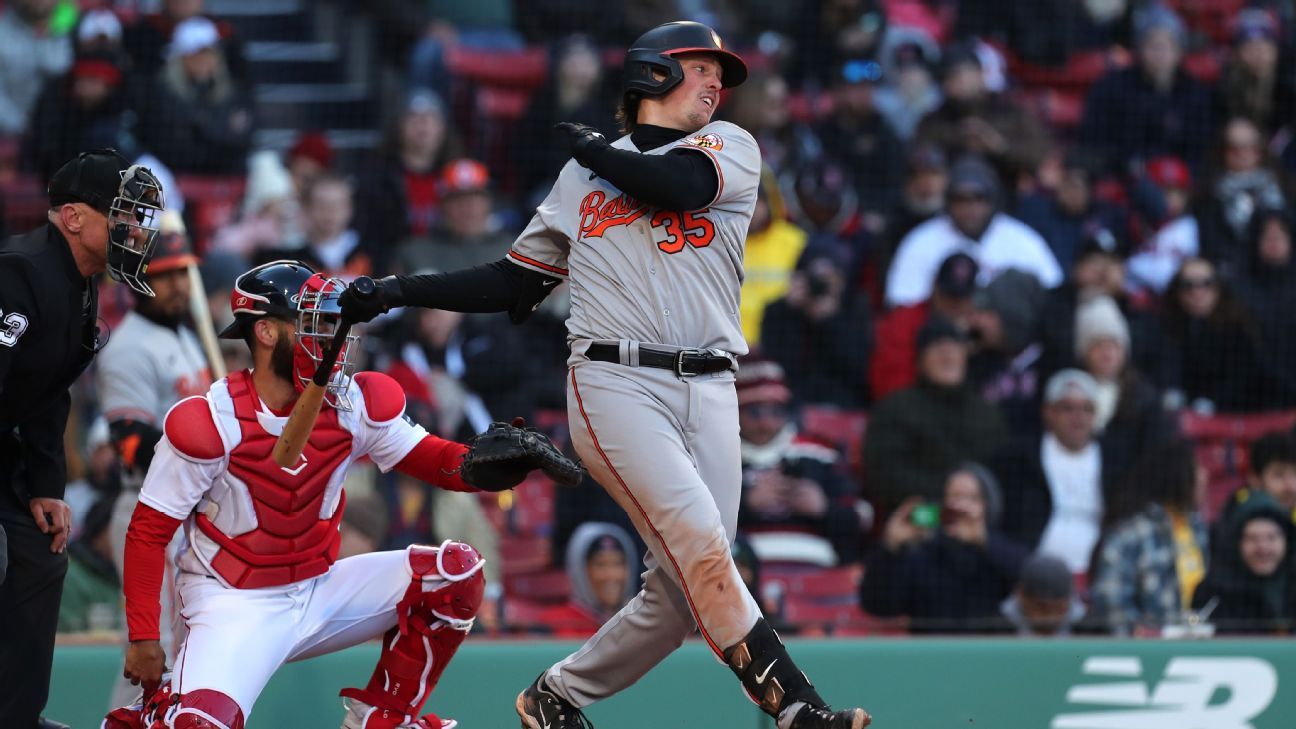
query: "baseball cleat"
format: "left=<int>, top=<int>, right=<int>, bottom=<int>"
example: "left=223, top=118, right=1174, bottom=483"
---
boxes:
left=789, top=704, right=871, bottom=729
left=516, top=674, right=594, bottom=729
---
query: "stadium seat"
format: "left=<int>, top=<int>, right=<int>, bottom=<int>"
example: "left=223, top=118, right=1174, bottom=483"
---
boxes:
left=500, top=534, right=551, bottom=576
left=762, top=564, right=862, bottom=603
left=1182, top=50, right=1223, bottom=84
left=780, top=598, right=907, bottom=635
left=1180, top=410, right=1296, bottom=519
left=504, top=569, right=572, bottom=603
left=0, top=175, right=48, bottom=233
left=445, top=47, right=549, bottom=89
left=800, top=406, right=868, bottom=476
left=1010, top=50, right=1119, bottom=92
left=176, top=175, right=247, bottom=254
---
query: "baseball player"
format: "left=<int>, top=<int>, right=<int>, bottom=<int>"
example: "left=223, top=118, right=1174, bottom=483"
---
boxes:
left=96, top=217, right=212, bottom=708
left=340, top=21, right=871, bottom=729
left=103, top=260, right=572, bottom=729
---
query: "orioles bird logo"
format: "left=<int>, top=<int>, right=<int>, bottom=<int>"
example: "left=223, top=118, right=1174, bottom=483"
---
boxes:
left=685, top=133, right=724, bottom=151
left=578, top=190, right=648, bottom=240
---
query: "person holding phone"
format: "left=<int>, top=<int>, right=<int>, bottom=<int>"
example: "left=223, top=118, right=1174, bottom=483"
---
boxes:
left=859, top=463, right=1028, bottom=632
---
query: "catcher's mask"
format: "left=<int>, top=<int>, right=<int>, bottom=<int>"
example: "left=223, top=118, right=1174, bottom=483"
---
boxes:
left=49, top=150, right=166, bottom=296
left=219, top=260, right=360, bottom=410
left=295, top=272, right=359, bottom=411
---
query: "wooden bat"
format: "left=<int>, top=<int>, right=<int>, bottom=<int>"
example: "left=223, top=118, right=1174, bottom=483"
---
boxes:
left=187, top=262, right=227, bottom=380
left=271, top=276, right=375, bottom=467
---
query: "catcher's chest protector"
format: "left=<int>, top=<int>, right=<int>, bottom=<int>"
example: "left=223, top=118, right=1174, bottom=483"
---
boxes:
left=193, top=370, right=354, bottom=588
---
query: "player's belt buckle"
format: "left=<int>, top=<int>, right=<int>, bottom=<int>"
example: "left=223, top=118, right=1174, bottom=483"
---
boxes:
left=673, top=348, right=707, bottom=378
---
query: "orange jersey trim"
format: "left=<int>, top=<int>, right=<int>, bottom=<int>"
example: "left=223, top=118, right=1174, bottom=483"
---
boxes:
left=507, top=250, right=568, bottom=277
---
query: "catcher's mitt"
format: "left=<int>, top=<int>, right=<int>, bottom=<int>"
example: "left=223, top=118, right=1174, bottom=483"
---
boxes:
left=458, top=418, right=584, bottom=492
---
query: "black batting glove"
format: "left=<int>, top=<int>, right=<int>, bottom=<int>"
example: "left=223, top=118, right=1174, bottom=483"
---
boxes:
left=339, top=275, right=403, bottom=324
left=554, top=122, right=609, bottom=168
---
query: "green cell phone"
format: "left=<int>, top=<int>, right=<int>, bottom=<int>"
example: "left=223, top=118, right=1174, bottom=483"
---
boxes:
left=910, top=503, right=940, bottom=529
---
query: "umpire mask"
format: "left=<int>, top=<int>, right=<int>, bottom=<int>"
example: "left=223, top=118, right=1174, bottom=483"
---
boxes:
left=107, top=165, right=166, bottom=296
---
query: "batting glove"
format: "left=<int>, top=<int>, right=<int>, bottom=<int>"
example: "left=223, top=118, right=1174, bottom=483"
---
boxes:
left=339, top=275, right=402, bottom=324
left=555, top=122, right=609, bottom=168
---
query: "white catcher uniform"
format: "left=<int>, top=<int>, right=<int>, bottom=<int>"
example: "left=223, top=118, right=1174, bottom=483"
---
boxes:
left=507, top=120, right=762, bottom=704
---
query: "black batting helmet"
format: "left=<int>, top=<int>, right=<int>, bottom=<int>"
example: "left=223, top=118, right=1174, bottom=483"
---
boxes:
left=218, top=259, right=317, bottom=339
left=623, top=21, right=748, bottom=101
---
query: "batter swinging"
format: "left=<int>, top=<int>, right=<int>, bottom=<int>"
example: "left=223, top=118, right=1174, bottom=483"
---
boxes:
left=341, top=21, right=871, bottom=729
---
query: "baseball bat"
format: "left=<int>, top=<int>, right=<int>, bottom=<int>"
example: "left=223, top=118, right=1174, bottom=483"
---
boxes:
left=271, top=276, right=375, bottom=468
left=187, top=262, right=227, bottom=381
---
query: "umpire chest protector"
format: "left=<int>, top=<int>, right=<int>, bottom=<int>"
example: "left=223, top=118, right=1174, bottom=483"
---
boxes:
left=175, top=370, right=354, bottom=589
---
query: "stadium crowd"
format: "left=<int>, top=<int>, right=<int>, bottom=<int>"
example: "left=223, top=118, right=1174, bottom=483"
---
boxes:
left=4, top=0, right=1296, bottom=639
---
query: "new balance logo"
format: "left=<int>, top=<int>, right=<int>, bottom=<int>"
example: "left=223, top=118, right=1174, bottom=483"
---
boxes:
left=755, top=660, right=778, bottom=685
left=1051, top=656, right=1278, bottom=729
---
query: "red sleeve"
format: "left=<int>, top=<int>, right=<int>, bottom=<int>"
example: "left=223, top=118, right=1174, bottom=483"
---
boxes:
left=124, top=502, right=183, bottom=641
left=394, top=434, right=476, bottom=492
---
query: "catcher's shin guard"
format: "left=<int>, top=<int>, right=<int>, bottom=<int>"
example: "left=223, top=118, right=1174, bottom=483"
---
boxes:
left=339, top=542, right=484, bottom=729
left=724, top=618, right=826, bottom=718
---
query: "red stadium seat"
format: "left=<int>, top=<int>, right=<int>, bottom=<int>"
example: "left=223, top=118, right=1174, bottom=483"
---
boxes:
left=0, top=175, right=49, bottom=233
left=176, top=175, right=246, bottom=255
left=1011, top=50, right=1120, bottom=92
left=500, top=534, right=551, bottom=575
left=781, top=598, right=907, bottom=635
left=504, top=569, right=572, bottom=603
left=800, top=407, right=868, bottom=476
left=445, top=47, right=549, bottom=88
left=763, top=564, right=862, bottom=603
left=1182, top=50, right=1223, bottom=84
left=1180, top=410, right=1296, bottom=519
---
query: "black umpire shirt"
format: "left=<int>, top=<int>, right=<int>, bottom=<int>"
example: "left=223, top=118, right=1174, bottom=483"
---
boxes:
left=0, top=223, right=99, bottom=501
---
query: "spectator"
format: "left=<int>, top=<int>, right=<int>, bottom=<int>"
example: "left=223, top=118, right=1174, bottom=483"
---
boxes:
left=264, top=173, right=375, bottom=277
left=1036, top=227, right=1162, bottom=382
left=760, top=245, right=872, bottom=407
left=726, top=70, right=822, bottom=178
left=395, top=159, right=513, bottom=276
left=380, top=306, right=537, bottom=439
left=993, top=369, right=1110, bottom=573
left=1236, top=209, right=1296, bottom=397
left=870, top=251, right=978, bottom=402
left=1074, top=295, right=1170, bottom=484
left=1090, top=439, right=1209, bottom=635
left=354, top=88, right=461, bottom=253
left=1192, top=492, right=1295, bottom=634
left=210, top=150, right=299, bottom=259
left=1078, top=3, right=1215, bottom=174
left=813, top=57, right=905, bottom=216
left=1161, top=257, right=1289, bottom=412
left=864, top=316, right=1008, bottom=515
left=740, top=167, right=807, bottom=347
left=1126, top=156, right=1199, bottom=295
left=405, top=0, right=525, bottom=101
left=967, top=269, right=1047, bottom=435
left=788, top=0, right=887, bottom=89
left=535, top=522, right=639, bottom=637
left=139, top=15, right=253, bottom=174
left=552, top=470, right=646, bottom=571
left=284, top=131, right=333, bottom=197
left=1221, top=9, right=1294, bottom=135
left=25, top=51, right=140, bottom=182
left=860, top=464, right=1028, bottom=633
left=516, top=35, right=618, bottom=203
left=736, top=360, right=863, bottom=565
left=1197, top=118, right=1286, bottom=276
left=885, top=155, right=1062, bottom=307
left=1214, top=431, right=1296, bottom=558
left=785, top=158, right=870, bottom=271
left=873, top=29, right=942, bottom=141
left=338, top=495, right=388, bottom=559
left=913, top=40, right=1051, bottom=186
left=122, top=0, right=242, bottom=81
left=1015, top=153, right=1128, bottom=271
left=74, top=9, right=124, bottom=57
left=996, top=553, right=1090, bottom=636
left=0, top=0, right=74, bottom=137
left=56, top=498, right=121, bottom=633
left=875, top=143, right=948, bottom=286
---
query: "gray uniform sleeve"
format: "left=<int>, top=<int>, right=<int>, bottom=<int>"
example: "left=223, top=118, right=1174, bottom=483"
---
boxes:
left=97, top=334, right=162, bottom=425
left=666, top=121, right=762, bottom=210
left=508, top=166, right=573, bottom=278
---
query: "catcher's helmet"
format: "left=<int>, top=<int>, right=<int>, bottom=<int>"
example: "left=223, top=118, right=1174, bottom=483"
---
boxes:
left=218, top=259, right=317, bottom=338
left=623, top=21, right=747, bottom=101
left=219, top=259, right=359, bottom=409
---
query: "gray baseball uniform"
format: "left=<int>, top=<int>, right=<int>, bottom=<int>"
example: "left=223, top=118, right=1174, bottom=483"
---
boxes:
left=96, top=309, right=210, bottom=704
left=508, top=120, right=763, bottom=705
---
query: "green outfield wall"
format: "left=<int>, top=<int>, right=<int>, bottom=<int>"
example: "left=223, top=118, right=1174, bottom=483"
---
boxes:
left=50, top=638, right=1296, bottom=728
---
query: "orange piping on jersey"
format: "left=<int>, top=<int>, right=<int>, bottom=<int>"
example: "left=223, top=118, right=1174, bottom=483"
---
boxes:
left=507, top=250, right=568, bottom=276
left=570, top=368, right=725, bottom=659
